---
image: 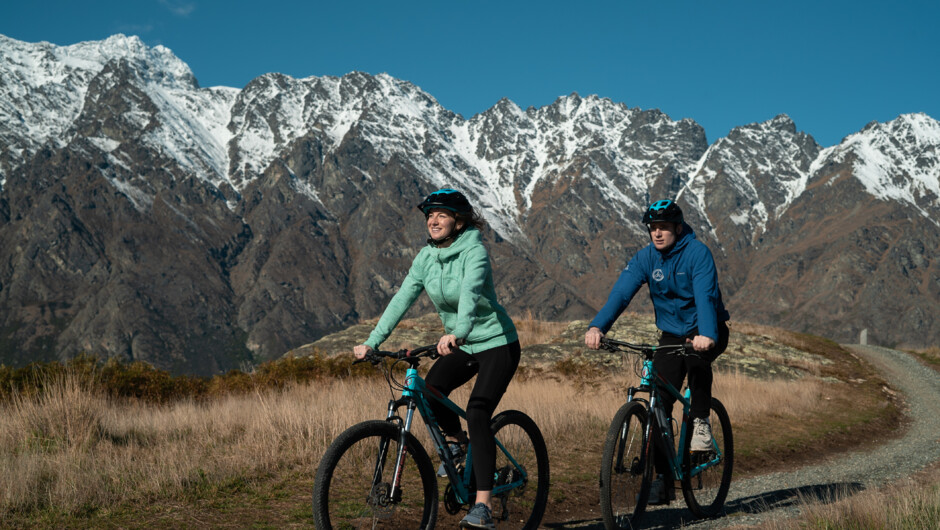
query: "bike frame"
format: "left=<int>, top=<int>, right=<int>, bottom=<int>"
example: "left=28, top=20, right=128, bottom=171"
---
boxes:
left=625, top=351, right=723, bottom=481
left=381, top=362, right=528, bottom=505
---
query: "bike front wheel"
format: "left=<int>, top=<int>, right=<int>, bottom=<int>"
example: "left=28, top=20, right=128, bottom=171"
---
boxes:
left=599, top=401, right=652, bottom=530
left=490, top=410, right=550, bottom=529
left=680, top=397, right=733, bottom=518
left=312, top=420, right=438, bottom=529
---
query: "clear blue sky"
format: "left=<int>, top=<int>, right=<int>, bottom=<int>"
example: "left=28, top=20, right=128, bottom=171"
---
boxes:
left=3, top=0, right=938, bottom=147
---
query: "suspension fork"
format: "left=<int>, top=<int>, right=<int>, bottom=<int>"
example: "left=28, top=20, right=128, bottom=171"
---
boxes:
left=614, top=387, right=641, bottom=472
left=369, top=400, right=400, bottom=489
left=648, top=389, right=679, bottom=479
left=388, top=399, right=419, bottom=500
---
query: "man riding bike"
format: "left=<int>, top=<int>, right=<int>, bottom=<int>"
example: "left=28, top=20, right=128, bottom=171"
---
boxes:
left=584, top=198, right=730, bottom=504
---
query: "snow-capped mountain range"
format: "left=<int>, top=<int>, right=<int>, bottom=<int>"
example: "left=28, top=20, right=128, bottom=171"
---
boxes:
left=1, top=34, right=938, bottom=373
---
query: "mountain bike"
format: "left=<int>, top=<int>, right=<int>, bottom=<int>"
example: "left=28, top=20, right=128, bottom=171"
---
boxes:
left=597, top=337, right=733, bottom=529
left=312, top=344, right=550, bottom=529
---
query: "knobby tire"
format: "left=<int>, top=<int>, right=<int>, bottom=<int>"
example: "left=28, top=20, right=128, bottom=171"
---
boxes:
left=680, top=397, right=733, bottom=518
left=599, top=401, right=652, bottom=530
left=312, top=420, right=438, bottom=529
left=489, top=410, right=550, bottom=529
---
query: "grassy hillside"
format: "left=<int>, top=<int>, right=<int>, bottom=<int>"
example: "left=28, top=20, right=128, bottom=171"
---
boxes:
left=0, top=313, right=904, bottom=527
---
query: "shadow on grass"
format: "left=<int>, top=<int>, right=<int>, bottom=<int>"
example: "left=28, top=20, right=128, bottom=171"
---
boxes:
left=725, top=481, right=865, bottom=515
left=543, top=481, right=866, bottom=529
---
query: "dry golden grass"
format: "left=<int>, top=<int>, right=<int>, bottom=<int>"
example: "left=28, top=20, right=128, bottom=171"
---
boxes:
left=0, top=362, right=828, bottom=522
left=515, top=309, right=569, bottom=347
left=714, top=369, right=825, bottom=421
left=0, top=315, right=908, bottom=527
left=755, top=466, right=940, bottom=529
left=731, top=321, right=793, bottom=343
left=910, top=346, right=940, bottom=370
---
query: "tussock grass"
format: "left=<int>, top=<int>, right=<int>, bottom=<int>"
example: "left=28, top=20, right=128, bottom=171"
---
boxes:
left=0, top=352, right=376, bottom=405
left=756, top=467, right=940, bottom=529
left=0, top=363, right=828, bottom=522
left=0, top=317, right=906, bottom=527
left=715, top=369, right=825, bottom=421
left=515, top=309, right=569, bottom=347
left=733, top=321, right=845, bottom=359
left=909, top=346, right=940, bottom=370
left=0, top=374, right=378, bottom=518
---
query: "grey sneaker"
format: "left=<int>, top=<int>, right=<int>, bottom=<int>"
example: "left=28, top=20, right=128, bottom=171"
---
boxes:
left=646, top=477, right=667, bottom=505
left=691, top=417, right=713, bottom=452
left=437, top=441, right=465, bottom=477
left=460, top=502, right=495, bottom=529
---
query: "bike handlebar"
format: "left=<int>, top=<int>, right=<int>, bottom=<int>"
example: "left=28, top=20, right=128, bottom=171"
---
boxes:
left=352, top=343, right=444, bottom=366
left=599, top=337, right=697, bottom=357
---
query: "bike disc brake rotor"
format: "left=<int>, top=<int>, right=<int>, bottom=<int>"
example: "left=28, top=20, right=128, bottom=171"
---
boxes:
left=367, top=482, right=395, bottom=519
left=630, top=456, right=643, bottom=475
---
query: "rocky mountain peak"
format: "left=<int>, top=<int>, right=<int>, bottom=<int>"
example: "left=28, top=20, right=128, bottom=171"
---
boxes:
left=813, top=113, right=940, bottom=216
left=1, top=34, right=938, bottom=375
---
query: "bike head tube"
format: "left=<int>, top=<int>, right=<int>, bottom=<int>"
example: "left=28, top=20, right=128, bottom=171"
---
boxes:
left=401, top=366, right=424, bottom=398
left=640, top=357, right=654, bottom=387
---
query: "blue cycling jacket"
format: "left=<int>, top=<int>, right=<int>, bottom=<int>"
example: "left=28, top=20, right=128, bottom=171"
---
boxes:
left=589, top=223, right=730, bottom=341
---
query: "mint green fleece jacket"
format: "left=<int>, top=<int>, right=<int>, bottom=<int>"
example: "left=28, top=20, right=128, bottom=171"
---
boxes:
left=365, top=228, right=517, bottom=354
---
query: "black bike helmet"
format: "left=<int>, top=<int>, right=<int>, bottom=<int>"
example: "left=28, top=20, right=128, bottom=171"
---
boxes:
left=642, top=199, right=684, bottom=225
left=417, top=188, right=473, bottom=215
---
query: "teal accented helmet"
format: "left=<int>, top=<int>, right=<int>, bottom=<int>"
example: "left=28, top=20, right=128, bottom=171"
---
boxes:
left=642, top=199, right=684, bottom=224
left=417, top=188, right=473, bottom=215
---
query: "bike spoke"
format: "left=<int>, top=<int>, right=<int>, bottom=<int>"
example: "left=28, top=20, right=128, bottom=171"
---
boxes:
left=600, top=402, right=650, bottom=529
left=680, top=399, right=733, bottom=518
left=313, top=421, right=437, bottom=529
left=490, top=411, right=550, bottom=529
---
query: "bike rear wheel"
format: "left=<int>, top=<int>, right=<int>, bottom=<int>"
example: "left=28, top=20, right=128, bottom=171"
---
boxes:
left=680, top=397, right=733, bottom=518
left=599, top=401, right=652, bottom=530
left=312, top=420, right=438, bottom=529
left=489, top=410, right=550, bottom=529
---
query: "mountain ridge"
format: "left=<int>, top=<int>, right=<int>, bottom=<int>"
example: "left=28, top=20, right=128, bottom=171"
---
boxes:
left=1, top=34, right=937, bottom=374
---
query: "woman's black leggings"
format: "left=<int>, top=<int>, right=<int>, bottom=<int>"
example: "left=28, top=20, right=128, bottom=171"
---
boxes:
left=425, top=340, right=520, bottom=491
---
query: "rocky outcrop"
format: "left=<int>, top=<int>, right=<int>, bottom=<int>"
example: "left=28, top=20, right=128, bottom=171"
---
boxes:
left=1, top=34, right=937, bottom=375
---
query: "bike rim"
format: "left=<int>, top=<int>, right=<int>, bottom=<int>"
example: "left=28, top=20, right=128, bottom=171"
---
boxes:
left=324, top=431, right=432, bottom=528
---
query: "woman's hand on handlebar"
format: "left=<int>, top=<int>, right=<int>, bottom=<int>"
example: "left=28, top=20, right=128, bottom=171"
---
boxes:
left=353, top=344, right=373, bottom=360
left=585, top=327, right=605, bottom=350
left=437, top=334, right=459, bottom=356
left=688, top=335, right=715, bottom=352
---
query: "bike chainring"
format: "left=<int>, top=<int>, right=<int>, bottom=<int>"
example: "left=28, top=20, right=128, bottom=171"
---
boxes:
left=443, top=483, right=465, bottom=515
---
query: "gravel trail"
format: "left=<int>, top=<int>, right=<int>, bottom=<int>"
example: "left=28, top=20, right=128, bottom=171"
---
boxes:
left=551, top=345, right=940, bottom=529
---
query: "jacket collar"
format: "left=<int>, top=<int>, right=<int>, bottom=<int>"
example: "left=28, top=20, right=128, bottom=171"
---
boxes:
left=429, top=227, right=481, bottom=259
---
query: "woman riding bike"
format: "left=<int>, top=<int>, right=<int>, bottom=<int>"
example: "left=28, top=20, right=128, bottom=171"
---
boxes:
left=353, top=188, right=519, bottom=530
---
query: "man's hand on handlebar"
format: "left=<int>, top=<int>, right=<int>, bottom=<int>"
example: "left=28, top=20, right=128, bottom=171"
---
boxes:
left=353, top=344, right=373, bottom=360
left=688, top=335, right=715, bottom=352
left=585, top=327, right=605, bottom=350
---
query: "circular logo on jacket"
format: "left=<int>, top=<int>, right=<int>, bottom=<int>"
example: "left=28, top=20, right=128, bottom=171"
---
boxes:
left=652, top=269, right=665, bottom=282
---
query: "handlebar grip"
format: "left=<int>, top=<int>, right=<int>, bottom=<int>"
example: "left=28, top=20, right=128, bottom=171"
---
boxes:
left=352, top=352, right=383, bottom=365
